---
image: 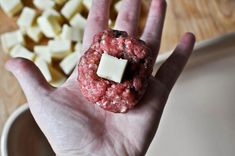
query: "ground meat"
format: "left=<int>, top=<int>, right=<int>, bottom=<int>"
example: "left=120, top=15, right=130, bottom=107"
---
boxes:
left=78, top=29, right=153, bottom=113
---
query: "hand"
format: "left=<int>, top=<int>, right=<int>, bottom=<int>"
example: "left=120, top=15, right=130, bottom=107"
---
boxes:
left=5, top=0, right=195, bottom=155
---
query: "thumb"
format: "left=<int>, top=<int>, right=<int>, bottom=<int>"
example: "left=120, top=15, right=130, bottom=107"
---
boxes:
left=5, top=58, right=53, bottom=99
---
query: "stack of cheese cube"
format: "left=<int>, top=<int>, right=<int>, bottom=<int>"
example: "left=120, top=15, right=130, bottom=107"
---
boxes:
left=0, top=0, right=122, bottom=87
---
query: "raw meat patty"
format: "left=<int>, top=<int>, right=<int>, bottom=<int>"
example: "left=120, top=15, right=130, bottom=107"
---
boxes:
left=78, top=29, right=153, bottom=113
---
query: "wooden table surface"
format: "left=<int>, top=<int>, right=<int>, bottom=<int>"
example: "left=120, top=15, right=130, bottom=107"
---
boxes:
left=0, top=0, right=235, bottom=141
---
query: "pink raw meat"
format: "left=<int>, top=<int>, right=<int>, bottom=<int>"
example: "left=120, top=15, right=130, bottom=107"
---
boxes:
left=78, top=29, right=153, bottom=113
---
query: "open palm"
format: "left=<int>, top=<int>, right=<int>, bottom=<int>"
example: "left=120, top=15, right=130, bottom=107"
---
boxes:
left=5, top=0, right=195, bottom=155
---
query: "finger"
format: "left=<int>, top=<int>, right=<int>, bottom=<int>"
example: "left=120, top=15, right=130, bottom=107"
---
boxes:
left=114, top=0, right=141, bottom=36
left=141, top=0, right=167, bottom=59
left=5, top=58, right=53, bottom=99
left=83, top=0, right=111, bottom=51
left=155, top=33, right=196, bottom=92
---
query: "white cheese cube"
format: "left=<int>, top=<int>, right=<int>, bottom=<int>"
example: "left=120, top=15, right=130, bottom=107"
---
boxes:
left=69, top=13, right=87, bottom=30
left=97, top=53, right=128, bottom=83
left=54, top=0, right=68, bottom=5
left=34, top=57, right=52, bottom=82
left=61, top=0, right=83, bottom=20
left=48, top=40, right=72, bottom=59
left=33, top=0, right=55, bottom=10
left=82, top=0, right=92, bottom=10
left=1, top=30, right=25, bottom=53
left=34, top=46, right=52, bottom=63
left=10, top=45, right=35, bottom=61
left=114, top=0, right=122, bottom=12
left=37, top=15, right=62, bottom=38
left=59, top=51, right=81, bottom=75
left=71, top=28, right=83, bottom=42
left=60, top=24, right=72, bottom=40
left=74, top=42, right=83, bottom=52
left=18, top=27, right=27, bottom=35
left=50, top=67, right=66, bottom=87
left=26, top=25, right=43, bottom=42
left=60, top=24, right=83, bottom=42
left=17, top=7, right=37, bottom=29
left=42, top=9, right=63, bottom=24
left=0, top=0, right=23, bottom=17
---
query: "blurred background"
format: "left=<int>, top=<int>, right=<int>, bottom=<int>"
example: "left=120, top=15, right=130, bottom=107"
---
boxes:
left=0, top=0, right=235, bottom=155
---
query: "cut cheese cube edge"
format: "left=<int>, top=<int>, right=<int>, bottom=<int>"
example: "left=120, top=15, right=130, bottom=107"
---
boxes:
left=37, top=15, right=62, bottom=38
left=69, top=13, right=87, bottom=29
left=61, top=0, right=83, bottom=20
left=55, top=0, right=68, bottom=5
left=17, top=7, right=37, bottom=29
left=50, top=66, right=67, bottom=87
left=74, top=42, right=83, bottom=52
left=97, top=53, right=128, bottom=83
left=42, top=9, right=63, bottom=24
left=10, top=45, right=35, bottom=61
left=60, top=24, right=83, bottom=42
left=60, top=52, right=81, bottom=75
left=1, top=30, right=25, bottom=53
left=34, top=57, right=52, bottom=82
left=114, top=0, right=122, bottom=13
left=26, top=25, right=43, bottom=43
left=48, top=40, right=72, bottom=59
left=33, top=0, right=56, bottom=10
left=82, top=0, right=92, bottom=10
left=34, top=45, right=52, bottom=63
left=0, top=0, right=23, bottom=17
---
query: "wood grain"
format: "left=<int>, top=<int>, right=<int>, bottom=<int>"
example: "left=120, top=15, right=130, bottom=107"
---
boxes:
left=0, top=0, right=235, bottom=150
left=160, top=0, right=235, bottom=52
left=0, top=52, right=26, bottom=134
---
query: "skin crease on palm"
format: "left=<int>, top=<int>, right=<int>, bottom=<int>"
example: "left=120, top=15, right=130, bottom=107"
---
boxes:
left=5, top=0, right=195, bottom=156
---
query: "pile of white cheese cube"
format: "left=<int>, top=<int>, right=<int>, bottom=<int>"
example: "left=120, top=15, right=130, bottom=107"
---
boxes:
left=0, top=0, right=122, bottom=87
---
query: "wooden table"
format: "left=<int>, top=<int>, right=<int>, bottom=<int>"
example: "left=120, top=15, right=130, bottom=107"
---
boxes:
left=0, top=0, right=235, bottom=139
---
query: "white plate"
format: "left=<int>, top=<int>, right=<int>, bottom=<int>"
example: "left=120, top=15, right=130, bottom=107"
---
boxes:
left=1, top=105, right=54, bottom=156
left=147, top=32, right=235, bottom=156
left=1, top=33, right=235, bottom=156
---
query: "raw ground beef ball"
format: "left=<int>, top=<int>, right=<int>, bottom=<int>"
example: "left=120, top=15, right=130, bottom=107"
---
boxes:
left=78, top=29, right=153, bottom=113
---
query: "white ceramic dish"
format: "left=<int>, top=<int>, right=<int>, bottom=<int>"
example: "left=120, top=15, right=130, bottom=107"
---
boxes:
left=1, top=105, right=55, bottom=156
left=1, top=32, right=235, bottom=156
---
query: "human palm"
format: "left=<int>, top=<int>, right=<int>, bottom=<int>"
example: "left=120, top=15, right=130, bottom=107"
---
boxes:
left=5, top=0, right=195, bottom=156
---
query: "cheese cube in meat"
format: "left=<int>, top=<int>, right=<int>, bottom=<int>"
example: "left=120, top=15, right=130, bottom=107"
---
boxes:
left=48, top=40, right=72, bottom=59
left=69, top=13, right=87, bottom=30
left=34, top=57, right=52, bottom=82
left=60, top=51, right=81, bottom=75
left=60, top=24, right=83, bottom=42
left=1, top=30, right=25, bottom=53
left=43, top=9, right=63, bottom=24
left=82, top=0, right=92, bottom=10
left=26, top=24, right=43, bottom=42
left=0, top=0, right=23, bottom=17
left=97, top=53, right=128, bottom=83
left=33, top=0, right=55, bottom=10
left=10, top=45, right=35, bottom=61
left=37, top=15, right=62, bottom=38
left=34, top=46, right=52, bottom=63
left=61, top=0, right=83, bottom=20
left=17, top=7, right=37, bottom=29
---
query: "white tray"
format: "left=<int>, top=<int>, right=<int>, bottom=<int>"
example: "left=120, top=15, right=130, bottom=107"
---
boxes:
left=147, top=32, right=235, bottom=156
